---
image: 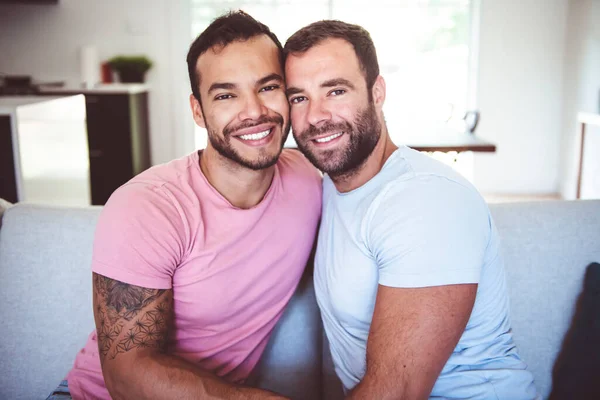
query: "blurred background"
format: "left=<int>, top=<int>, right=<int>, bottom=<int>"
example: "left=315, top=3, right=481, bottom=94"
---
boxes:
left=0, top=0, right=599, bottom=206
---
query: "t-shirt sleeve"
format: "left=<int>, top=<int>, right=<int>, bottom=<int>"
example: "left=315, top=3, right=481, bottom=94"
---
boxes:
left=364, top=176, right=490, bottom=288
left=91, top=182, right=187, bottom=289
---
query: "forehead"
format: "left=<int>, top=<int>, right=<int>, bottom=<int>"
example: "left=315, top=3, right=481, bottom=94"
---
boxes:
left=285, top=38, right=364, bottom=85
left=197, top=35, right=282, bottom=88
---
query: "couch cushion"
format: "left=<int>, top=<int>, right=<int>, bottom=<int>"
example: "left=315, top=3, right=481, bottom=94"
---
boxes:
left=0, top=198, right=13, bottom=227
left=252, top=268, right=324, bottom=400
left=0, top=204, right=101, bottom=400
left=490, top=200, right=600, bottom=399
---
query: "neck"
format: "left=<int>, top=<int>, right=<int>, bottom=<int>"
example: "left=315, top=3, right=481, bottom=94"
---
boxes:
left=199, top=146, right=276, bottom=209
left=331, top=126, right=397, bottom=193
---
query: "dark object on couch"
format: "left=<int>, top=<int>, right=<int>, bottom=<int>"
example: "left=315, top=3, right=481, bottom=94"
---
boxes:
left=549, top=262, right=600, bottom=400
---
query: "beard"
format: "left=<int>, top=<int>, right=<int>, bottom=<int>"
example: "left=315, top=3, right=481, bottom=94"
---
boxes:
left=206, top=114, right=290, bottom=171
left=293, top=102, right=381, bottom=178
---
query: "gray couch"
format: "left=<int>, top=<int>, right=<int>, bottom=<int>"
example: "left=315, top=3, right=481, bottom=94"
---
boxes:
left=0, top=200, right=599, bottom=399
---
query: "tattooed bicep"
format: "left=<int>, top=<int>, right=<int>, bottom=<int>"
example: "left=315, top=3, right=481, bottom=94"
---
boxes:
left=92, top=273, right=173, bottom=363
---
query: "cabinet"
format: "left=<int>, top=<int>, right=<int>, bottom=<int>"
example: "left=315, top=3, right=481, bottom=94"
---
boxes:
left=40, top=86, right=152, bottom=205
left=0, top=87, right=151, bottom=206
left=0, top=95, right=90, bottom=206
left=84, top=92, right=151, bottom=205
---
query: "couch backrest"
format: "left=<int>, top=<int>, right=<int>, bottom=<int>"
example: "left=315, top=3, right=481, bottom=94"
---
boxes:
left=489, top=200, right=600, bottom=399
left=2, top=200, right=599, bottom=400
left=0, top=204, right=101, bottom=400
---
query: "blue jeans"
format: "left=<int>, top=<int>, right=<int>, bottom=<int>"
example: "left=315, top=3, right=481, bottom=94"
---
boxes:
left=45, top=380, right=72, bottom=400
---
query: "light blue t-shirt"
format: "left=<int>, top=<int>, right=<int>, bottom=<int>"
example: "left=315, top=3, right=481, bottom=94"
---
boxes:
left=314, top=146, right=538, bottom=400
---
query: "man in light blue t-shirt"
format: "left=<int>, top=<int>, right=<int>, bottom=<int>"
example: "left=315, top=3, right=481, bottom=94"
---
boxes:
left=284, top=20, right=538, bottom=400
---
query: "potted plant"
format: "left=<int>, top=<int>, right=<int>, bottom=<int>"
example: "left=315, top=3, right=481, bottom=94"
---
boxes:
left=108, top=55, right=153, bottom=83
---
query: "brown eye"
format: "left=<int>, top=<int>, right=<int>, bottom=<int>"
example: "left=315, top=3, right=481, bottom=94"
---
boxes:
left=260, top=85, right=280, bottom=92
left=290, top=96, right=307, bottom=105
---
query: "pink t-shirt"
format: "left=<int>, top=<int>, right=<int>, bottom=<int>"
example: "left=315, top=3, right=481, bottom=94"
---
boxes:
left=67, top=149, right=322, bottom=399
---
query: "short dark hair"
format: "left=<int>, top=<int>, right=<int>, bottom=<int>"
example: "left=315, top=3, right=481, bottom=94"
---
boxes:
left=186, top=10, right=284, bottom=101
left=284, top=20, right=380, bottom=92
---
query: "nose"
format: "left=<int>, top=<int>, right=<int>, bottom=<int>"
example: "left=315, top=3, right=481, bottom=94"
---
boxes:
left=239, top=93, right=268, bottom=121
left=307, top=98, right=332, bottom=127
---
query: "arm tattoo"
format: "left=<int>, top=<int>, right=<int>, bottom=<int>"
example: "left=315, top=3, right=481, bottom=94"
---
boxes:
left=93, top=273, right=172, bottom=361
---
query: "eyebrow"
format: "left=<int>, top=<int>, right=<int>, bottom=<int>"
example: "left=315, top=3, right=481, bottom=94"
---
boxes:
left=208, top=82, right=236, bottom=94
left=257, top=73, right=284, bottom=86
left=208, top=73, right=284, bottom=95
left=321, top=78, right=355, bottom=90
left=286, top=78, right=356, bottom=98
left=286, top=86, right=303, bottom=97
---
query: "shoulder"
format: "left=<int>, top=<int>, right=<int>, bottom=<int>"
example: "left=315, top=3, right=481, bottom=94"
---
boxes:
left=378, top=174, right=487, bottom=225
left=98, top=182, right=185, bottom=245
left=277, top=149, right=323, bottom=191
left=364, top=164, right=491, bottom=247
left=101, top=152, right=201, bottom=229
left=373, top=147, right=487, bottom=221
left=128, top=151, right=199, bottom=189
left=366, top=169, right=491, bottom=287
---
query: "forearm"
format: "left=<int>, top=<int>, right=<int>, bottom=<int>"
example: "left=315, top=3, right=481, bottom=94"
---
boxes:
left=105, top=352, right=288, bottom=400
left=345, top=284, right=477, bottom=400
left=93, top=275, right=285, bottom=399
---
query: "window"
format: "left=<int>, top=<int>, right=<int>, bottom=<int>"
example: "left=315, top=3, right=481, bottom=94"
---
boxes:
left=190, top=0, right=478, bottom=152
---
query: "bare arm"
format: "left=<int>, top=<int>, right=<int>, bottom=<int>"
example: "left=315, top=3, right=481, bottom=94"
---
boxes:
left=93, top=273, right=288, bottom=400
left=346, top=283, right=477, bottom=400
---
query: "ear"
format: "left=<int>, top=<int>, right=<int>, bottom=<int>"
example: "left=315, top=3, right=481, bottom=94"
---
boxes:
left=189, top=94, right=206, bottom=129
left=371, top=75, right=386, bottom=110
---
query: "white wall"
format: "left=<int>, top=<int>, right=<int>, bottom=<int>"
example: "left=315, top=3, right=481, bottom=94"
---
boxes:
left=0, top=0, right=194, bottom=165
left=473, top=0, right=569, bottom=195
left=559, top=0, right=600, bottom=199
left=2, top=0, right=592, bottom=197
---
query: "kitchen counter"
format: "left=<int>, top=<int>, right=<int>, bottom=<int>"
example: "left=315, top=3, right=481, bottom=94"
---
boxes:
left=0, top=95, right=89, bottom=205
left=1, top=87, right=152, bottom=205
left=0, top=96, right=71, bottom=115
left=38, top=83, right=150, bottom=95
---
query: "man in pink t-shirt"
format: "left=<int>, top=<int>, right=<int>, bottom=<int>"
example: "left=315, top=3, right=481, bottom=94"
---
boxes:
left=64, top=11, right=321, bottom=400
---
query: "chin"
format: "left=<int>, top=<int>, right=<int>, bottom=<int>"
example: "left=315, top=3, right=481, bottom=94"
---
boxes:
left=238, top=147, right=284, bottom=170
left=242, top=155, right=280, bottom=170
left=318, top=162, right=345, bottom=175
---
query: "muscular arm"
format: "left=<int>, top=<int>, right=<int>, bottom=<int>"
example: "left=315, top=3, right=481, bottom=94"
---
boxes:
left=93, top=273, right=287, bottom=400
left=346, top=283, right=477, bottom=400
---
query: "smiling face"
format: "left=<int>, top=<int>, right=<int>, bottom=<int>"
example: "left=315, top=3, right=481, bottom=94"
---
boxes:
left=285, top=38, right=382, bottom=177
left=190, top=34, right=289, bottom=170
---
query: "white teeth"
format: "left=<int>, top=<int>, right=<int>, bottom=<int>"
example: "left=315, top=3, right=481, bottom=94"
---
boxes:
left=239, top=129, right=271, bottom=141
left=315, top=132, right=343, bottom=143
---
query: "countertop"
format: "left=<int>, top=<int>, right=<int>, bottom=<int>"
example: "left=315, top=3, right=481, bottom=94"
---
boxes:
left=0, top=96, right=70, bottom=115
left=38, top=83, right=150, bottom=95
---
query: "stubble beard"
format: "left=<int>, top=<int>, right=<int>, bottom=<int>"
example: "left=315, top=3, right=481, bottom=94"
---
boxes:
left=206, top=115, right=290, bottom=171
left=294, top=102, right=382, bottom=179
